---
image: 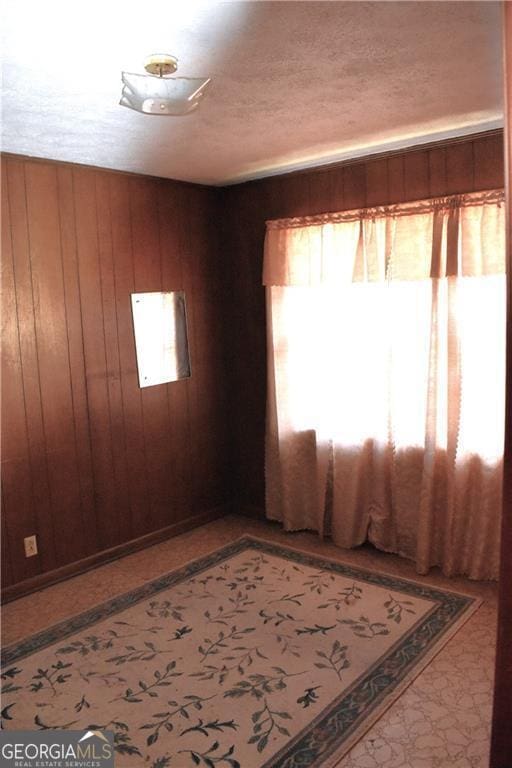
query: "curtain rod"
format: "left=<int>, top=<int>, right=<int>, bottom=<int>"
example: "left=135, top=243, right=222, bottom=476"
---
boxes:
left=266, top=188, right=505, bottom=231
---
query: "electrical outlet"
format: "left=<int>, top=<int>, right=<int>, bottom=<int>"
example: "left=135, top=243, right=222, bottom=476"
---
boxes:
left=24, top=535, right=38, bottom=558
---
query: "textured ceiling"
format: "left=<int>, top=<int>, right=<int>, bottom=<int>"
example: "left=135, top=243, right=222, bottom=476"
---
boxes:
left=1, top=0, right=503, bottom=185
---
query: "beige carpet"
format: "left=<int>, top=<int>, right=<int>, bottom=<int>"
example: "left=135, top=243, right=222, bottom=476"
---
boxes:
left=1, top=537, right=479, bottom=767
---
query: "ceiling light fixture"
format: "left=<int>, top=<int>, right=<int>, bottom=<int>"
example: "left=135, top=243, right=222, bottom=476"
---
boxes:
left=120, top=53, right=211, bottom=116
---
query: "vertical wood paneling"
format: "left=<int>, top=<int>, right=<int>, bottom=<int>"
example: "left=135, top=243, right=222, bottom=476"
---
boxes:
left=1, top=132, right=503, bottom=592
left=307, top=170, right=333, bottom=215
left=4, top=160, right=57, bottom=573
left=428, top=147, right=447, bottom=197
left=2, top=157, right=231, bottom=591
left=365, top=158, right=389, bottom=206
left=445, top=142, right=475, bottom=194
left=73, top=168, right=120, bottom=551
left=57, top=166, right=98, bottom=556
left=343, top=163, right=366, bottom=209
left=279, top=174, right=311, bottom=218
left=226, top=132, right=504, bottom=515
left=261, top=177, right=286, bottom=220
left=158, top=182, right=192, bottom=524
left=95, top=173, right=131, bottom=546
left=130, top=177, right=174, bottom=533
left=387, top=155, right=405, bottom=202
left=108, top=173, right=149, bottom=539
left=24, top=162, right=86, bottom=566
left=179, top=186, right=203, bottom=513
left=185, top=185, right=226, bottom=513
left=329, top=167, right=345, bottom=212
left=403, top=150, right=430, bottom=201
left=1, top=490, right=13, bottom=587
left=474, top=135, right=504, bottom=190
left=1, top=163, right=41, bottom=583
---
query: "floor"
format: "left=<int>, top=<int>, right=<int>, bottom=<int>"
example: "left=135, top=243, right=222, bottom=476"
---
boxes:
left=2, top=514, right=497, bottom=768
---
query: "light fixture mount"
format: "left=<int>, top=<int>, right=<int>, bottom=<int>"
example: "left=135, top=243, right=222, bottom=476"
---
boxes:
left=143, top=53, right=178, bottom=78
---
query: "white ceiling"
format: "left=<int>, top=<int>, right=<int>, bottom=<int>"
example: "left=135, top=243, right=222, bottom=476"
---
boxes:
left=1, top=0, right=503, bottom=186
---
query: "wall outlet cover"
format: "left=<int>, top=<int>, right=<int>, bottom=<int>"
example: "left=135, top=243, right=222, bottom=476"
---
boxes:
left=24, top=535, right=38, bottom=557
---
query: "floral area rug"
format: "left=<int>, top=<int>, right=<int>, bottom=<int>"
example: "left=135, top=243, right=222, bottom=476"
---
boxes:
left=1, top=536, right=479, bottom=768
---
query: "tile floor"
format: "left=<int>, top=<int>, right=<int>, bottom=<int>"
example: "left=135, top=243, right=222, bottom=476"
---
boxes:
left=2, top=515, right=497, bottom=768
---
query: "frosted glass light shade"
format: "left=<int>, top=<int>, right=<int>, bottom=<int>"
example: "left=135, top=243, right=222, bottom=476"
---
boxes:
left=120, top=72, right=211, bottom=115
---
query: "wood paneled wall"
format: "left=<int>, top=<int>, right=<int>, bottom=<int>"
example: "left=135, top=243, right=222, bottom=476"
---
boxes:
left=1, top=132, right=505, bottom=597
left=1, top=157, right=231, bottom=597
left=223, top=131, right=505, bottom=514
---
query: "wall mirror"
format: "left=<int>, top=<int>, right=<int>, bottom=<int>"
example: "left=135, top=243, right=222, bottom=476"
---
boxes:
left=131, top=291, right=191, bottom=387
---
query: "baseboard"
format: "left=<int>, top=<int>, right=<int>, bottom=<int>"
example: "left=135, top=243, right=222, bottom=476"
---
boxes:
left=1, top=505, right=230, bottom=604
left=236, top=504, right=266, bottom=519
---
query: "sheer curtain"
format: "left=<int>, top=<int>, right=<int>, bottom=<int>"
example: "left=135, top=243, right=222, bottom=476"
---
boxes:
left=264, top=191, right=506, bottom=579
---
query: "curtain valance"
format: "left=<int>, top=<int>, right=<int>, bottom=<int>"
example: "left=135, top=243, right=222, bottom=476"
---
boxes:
left=263, top=189, right=505, bottom=285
